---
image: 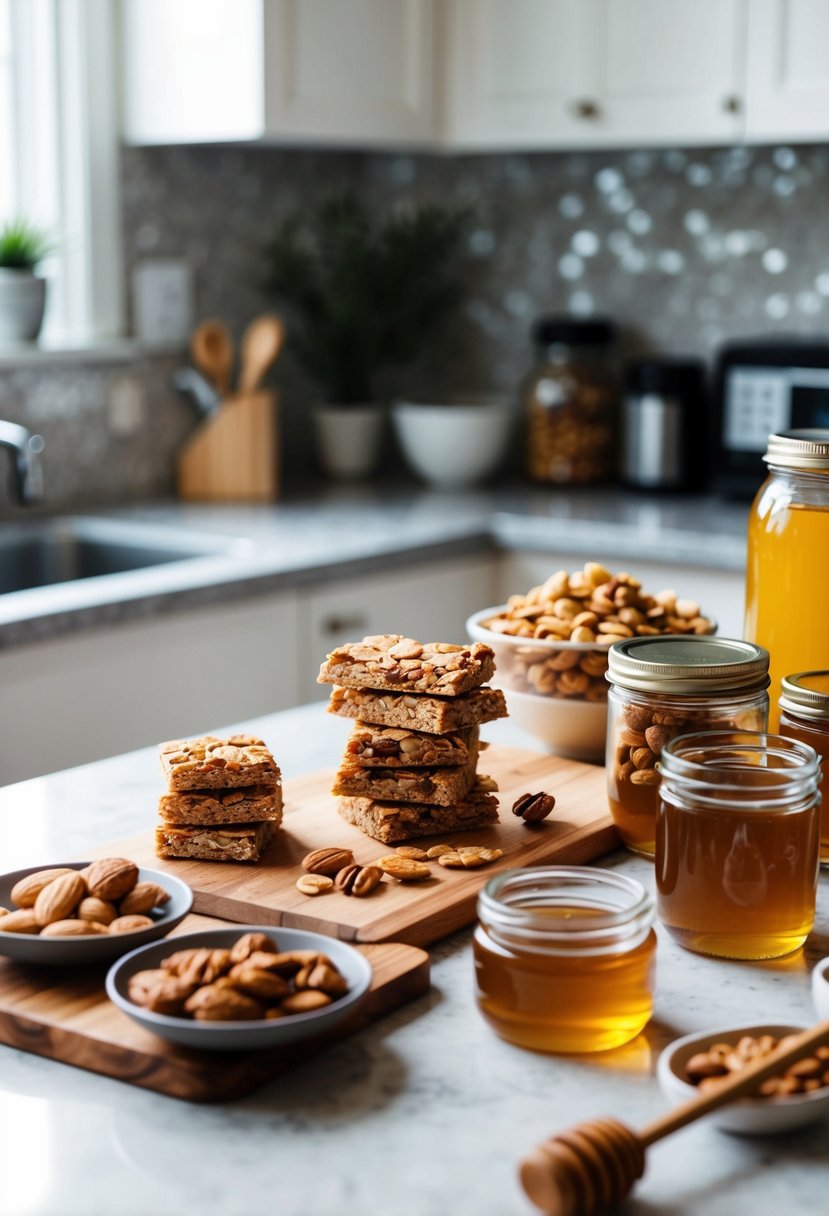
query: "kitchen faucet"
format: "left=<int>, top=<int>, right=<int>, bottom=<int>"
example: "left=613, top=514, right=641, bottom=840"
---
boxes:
left=0, top=420, right=45, bottom=504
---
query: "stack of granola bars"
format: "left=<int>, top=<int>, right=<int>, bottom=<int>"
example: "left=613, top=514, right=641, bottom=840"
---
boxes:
left=318, top=634, right=508, bottom=843
left=154, top=734, right=282, bottom=863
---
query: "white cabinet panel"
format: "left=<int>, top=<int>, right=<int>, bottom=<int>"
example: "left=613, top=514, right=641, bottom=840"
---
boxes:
left=300, top=555, right=497, bottom=701
left=746, top=0, right=829, bottom=140
left=496, top=552, right=745, bottom=640
left=0, top=592, right=300, bottom=784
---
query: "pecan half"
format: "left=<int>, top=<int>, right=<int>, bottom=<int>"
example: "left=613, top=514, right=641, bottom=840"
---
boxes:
left=302, top=847, right=354, bottom=876
left=512, top=791, right=557, bottom=823
left=334, top=863, right=383, bottom=897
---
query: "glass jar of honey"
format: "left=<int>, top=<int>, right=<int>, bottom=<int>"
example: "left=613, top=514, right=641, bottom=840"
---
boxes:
left=656, top=731, right=821, bottom=960
left=779, top=671, right=829, bottom=866
left=473, top=866, right=656, bottom=1054
left=606, top=636, right=770, bottom=857
left=745, top=429, right=829, bottom=729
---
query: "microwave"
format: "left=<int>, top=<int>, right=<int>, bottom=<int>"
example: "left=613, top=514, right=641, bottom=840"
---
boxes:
left=713, top=339, right=829, bottom=497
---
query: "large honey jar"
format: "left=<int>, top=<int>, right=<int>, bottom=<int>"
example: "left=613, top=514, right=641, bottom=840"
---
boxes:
left=745, top=429, right=829, bottom=729
left=779, top=671, right=829, bottom=866
left=473, top=866, right=656, bottom=1054
left=656, top=730, right=821, bottom=960
left=606, top=636, right=770, bottom=857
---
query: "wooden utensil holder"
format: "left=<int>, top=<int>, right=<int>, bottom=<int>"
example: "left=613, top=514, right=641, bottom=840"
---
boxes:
left=177, top=390, right=279, bottom=502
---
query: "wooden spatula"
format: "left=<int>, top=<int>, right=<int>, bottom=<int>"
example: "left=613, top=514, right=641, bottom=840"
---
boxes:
left=191, top=319, right=234, bottom=398
left=238, top=314, right=285, bottom=394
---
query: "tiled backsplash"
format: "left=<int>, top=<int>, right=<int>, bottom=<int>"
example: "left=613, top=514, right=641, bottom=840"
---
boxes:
left=3, top=140, right=829, bottom=509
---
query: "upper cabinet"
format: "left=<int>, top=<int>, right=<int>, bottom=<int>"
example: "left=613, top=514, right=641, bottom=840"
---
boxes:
left=120, top=0, right=829, bottom=151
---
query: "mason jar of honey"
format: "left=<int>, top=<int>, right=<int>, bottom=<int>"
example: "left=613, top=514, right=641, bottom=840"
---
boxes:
left=745, top=429, right=829, bottom=729
left=606, top=636, right=770, bottom=857
left=473, top=866, right=656, bottom=1054
left=779, top=671, right=829, bottom=866
left=656, top=730, right=821, bottom=960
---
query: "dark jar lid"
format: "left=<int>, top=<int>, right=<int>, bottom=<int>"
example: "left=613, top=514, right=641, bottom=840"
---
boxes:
left=607, top=635, right=770, bottom=694
left=533, top=316, right=616, bottom=348
left=780, top=671, right=829, bottom=721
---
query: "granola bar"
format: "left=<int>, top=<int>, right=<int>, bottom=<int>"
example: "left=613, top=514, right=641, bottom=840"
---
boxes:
left=158, top=785, right=283, bottom=826
left=328, top=685, right=508, bottom=733
left=159, top=735, right=280, bottom=791
left=337, top=778, right=500, bottom=843
left=344, top=723, right=478, bottom=768
left=332, top=752, right=478, bottom=807
left=317, top=635, right=496, bottom=696
left=154, top=820, right=275, bottom=863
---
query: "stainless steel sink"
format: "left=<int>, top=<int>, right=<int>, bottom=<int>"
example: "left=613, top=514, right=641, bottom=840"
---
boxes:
left=0, top=516, right=238, bottom=595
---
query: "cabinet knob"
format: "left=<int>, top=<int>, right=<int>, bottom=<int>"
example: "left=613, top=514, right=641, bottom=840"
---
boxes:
left=573, top=98, right=601, bottom=120
left=722, top=94, right=741, bottom=114
left=322, top=614, right=369, bottom=635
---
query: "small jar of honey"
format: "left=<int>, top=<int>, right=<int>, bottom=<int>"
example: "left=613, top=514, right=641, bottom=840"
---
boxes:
left=779, top=671, right=829, bottom=866
left=606, top=636, right=770, bottom=857
left=656, top=730, right=821, bottom=960
left=473, top=866, right=656, bottom=1054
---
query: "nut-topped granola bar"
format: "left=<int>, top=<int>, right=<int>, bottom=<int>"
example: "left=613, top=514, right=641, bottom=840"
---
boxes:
left=337, top=777, right=500, bottom=843
left=159, top=735, right=280, bottom=791
left=154, top=820, right=275, bottom=862
left=327, top=685, right=508, bottom=733
left=158, top=785, right=283, bottom=826
left=318, top=635, right=496, bottom=697
left=332, top=751, right=479, bottom=806
left=344, top=723, right=478, bottom=768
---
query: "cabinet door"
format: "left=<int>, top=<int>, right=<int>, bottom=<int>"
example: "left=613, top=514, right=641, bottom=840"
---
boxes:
left=264, top=0, right=435, bottom=145
left=300, top=556, right=497, bottom=702
left=745, top=0, right=829, bottom=141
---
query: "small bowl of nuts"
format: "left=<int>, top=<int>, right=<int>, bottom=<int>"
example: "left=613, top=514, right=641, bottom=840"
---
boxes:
left=467, top=563, right=715, bottom=762
left=657, top=1023, right=829, bottom=1135
left=106, top=926, right=373, bottom=1051
left=0, top=859, right=192, bottom=965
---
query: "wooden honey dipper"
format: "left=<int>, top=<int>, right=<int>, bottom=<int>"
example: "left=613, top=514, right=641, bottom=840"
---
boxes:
left=520, top=1019, right=829, bottom=1215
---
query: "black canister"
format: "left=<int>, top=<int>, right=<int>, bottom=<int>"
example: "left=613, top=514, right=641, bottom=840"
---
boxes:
left=622, top=358, right=708, bottom=490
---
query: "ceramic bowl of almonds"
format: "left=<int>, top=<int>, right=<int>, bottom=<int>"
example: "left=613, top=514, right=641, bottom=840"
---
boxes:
left=657, top=1023, right=829, bottom=1135
left=106, top=926, right=373, bottom=1051
left=467, top=562, right=715, bottom=761
left=0, top=860, right=192, bottom=965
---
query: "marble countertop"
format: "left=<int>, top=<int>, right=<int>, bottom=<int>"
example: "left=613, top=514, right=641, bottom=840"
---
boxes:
left=0, top=483, right=750, bottom=649
left=0, top=705, right=825, bottom=1216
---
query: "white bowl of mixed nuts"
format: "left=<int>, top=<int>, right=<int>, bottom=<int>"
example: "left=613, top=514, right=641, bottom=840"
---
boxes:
left=467, top=563, right=716, bottom=762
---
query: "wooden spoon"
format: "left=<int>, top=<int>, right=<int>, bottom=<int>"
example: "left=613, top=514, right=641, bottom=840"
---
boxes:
left=520, top=1019, right=829, bottom=1215
left=191, top=320, right=234, bottom=398
left=238, top=314, right=285, bottom=394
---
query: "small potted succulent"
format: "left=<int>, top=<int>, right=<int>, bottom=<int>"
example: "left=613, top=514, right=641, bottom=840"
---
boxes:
left=264, top=193, right=471, bottom=479
left=0, top=219, right=54, bottom=344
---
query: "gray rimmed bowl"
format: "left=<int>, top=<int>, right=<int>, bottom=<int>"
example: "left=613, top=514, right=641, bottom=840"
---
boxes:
left=0, top=862, right=192, bottom=965
left=106, top=926, right=373, bottom=1052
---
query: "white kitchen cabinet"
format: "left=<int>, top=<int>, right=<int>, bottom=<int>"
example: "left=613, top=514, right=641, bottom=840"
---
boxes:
left=121, top=0, right=435, bottom=147
left=497, top=552, right=746, bottom=639
left=298, top=554, right=497, bottom=701
left=745, top=0, right=829, bottom=141
left=444, top=0, right=745, bottom=150
left=0, top=591, right=301, bottom=785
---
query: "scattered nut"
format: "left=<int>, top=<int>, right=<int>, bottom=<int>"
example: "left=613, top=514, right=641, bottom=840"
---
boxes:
left=301, top=847, right=354, bottom=876
left=682, top=1033, right=829, bottom=1099
left=296, top=873, right=334, bottom=896
left=426, top=845, right=457, bottom=859
left=394, top=846, right=429, bottom=861
left=377, top=856, right=432, bottom=882
left=334, top=864, right=383, bottom=897
left=438, top=847, right=503, bottom=869
left=512, top=791, right=556, bottom=824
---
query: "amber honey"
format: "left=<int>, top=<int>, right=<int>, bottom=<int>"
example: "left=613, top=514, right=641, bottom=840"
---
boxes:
left=656, top=731, right=820, bottom=960
left=779, top=670, right=829, bottom=865
left=474, top=867, right=656, bottom=1054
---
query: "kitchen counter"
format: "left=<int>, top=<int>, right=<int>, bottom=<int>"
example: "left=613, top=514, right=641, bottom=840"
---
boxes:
left=0, top=704, right=825, bottom=1216
left=0, top=483, right=750, bottom=649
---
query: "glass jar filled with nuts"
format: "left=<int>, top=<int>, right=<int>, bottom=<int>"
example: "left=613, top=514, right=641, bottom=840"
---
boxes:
left=524, top=317, right=619, bottom=485
left=606, top=637, right=770, bottom=857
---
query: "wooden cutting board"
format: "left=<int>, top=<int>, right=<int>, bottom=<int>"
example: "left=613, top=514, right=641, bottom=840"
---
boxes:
left=96, top=747, right=618, bottom=947
left=0, top=914, right=429, bottom=1102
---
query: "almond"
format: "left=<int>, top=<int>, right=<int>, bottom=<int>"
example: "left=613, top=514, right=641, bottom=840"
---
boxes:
left=228, top=932, right=276, bottom=964
left=108, top=914, right=154, bottom=934
left=33, top=872, right=87, bottom=926
left=84, top=858, right=139, bottom=901
left=280, top=990, right=332, bottom=1014
left=10, top=868, right=78, bottom=908
left=184, top=983, right=265, bottom=1021
left=226, top=964, right=291, bottom=1001
left=127, top=968, right=169, bottom=1006
left=118, top=882, right=170, bottom=916
left=0, top=909, right=40, bottom=934
left=41, top=919, right=109, bottom=937
left=77, top=897, right=118, bottom=926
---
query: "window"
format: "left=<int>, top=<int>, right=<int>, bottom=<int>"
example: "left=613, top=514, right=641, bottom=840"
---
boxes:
left=0, top=0, right=123, bottom=348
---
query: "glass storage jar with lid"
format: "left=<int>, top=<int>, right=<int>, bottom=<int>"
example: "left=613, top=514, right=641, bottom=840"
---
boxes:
left=656, top=730, right=821, bottom=960
left=779, top=670, right=829, bottom=866
left=606, top=636, right=770, bottom=857
left=524, top=317, right=618, bottom=484
left=745, top=428, right=829, bottom=728
left=474, top=866, right=656, bottom=1054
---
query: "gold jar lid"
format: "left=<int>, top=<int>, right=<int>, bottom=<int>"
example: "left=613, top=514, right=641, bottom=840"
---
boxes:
left=779, top=671, right=829, bottom=721
left=607, top=636, right=770, bottom=694
left=764, top=428, right=829, bottom=471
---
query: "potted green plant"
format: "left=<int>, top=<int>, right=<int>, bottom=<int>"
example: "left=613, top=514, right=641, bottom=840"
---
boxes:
left=0, top=219, right=54, bottom=344
left=264, top=194, right=470, bottom=479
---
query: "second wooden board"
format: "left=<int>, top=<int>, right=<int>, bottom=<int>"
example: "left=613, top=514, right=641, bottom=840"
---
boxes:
left=98, top=746, right=618, bottom=947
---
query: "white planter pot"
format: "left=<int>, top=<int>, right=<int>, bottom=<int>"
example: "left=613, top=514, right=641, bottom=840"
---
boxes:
left=0, top=269, right=47, bottom=343
left=393, top=398, right=514, bottom=489
left=312, top=404, right=383, bottom=480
